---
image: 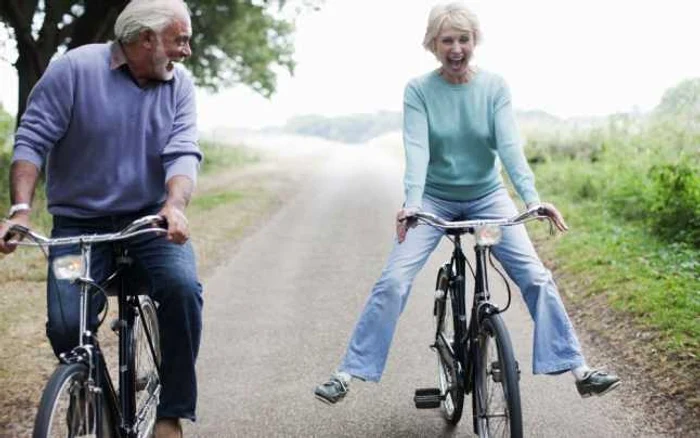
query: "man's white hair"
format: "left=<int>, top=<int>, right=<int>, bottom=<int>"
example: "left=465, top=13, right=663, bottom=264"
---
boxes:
left=114, top=0, right=190, bottom=43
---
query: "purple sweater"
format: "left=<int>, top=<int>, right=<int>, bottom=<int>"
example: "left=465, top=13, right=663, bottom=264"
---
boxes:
left=13, top=43, right=201, bottom=218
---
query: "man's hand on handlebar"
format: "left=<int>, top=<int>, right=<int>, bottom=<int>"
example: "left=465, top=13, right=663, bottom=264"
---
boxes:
left=158, top=204, right=190, bottom=245
left=396, top=206, right=421, bottom=244
left=529, top=202, right=569, bottom=232
left=0, top=212, right=31, bottom=254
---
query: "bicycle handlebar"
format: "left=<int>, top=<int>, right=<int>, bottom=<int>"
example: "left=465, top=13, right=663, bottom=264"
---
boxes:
left=4, top=215, right=167, bottom=247
left=409, top=205, right=552, bottom=230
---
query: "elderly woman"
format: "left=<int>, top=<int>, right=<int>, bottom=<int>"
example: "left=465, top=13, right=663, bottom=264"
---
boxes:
left=314, top=1, right=620, bottom=405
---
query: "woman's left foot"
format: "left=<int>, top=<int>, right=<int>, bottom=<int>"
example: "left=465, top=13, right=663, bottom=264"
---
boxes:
left=576, top=369, right=621, bottom=398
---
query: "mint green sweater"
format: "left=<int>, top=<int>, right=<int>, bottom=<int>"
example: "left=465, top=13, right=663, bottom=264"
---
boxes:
left=403, top=69, right=540, bottom=208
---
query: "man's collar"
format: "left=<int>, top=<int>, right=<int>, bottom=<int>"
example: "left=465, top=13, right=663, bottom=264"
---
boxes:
left=110, top=41, right=128, bottom=70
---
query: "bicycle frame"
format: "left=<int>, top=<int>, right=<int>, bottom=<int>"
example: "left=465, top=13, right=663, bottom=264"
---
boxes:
left=443, top=230, right=506, bottom=396
left=61, top=240, right=160, bottom=438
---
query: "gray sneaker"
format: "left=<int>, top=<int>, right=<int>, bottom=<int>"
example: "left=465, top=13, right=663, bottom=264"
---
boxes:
left=576, top=369, right=621, bottom=398
left=314, top=377, right=348, bottom=404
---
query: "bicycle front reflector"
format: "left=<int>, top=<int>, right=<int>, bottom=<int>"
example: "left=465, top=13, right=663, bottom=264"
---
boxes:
left=475, top=225, right=502, bottom=246
left=52, top=255, right=84, bottom=280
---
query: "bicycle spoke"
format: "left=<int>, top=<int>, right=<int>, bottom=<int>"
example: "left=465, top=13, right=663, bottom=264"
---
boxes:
left=433, top=267, right=464, bottom=424
left=474, top=315, right=522, bottom=438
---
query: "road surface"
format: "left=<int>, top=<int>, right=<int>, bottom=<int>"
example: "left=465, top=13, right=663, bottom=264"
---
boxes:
left=187, top=135, right=659, bottom=437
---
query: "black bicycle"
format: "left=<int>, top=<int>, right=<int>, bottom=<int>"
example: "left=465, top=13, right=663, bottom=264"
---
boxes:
left=6, top=215, right=166, bottom=438
left=412, top=206, right=554, bottom=438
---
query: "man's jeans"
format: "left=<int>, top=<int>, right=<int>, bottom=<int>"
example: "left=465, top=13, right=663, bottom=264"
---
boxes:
left=46, top=209, right=203, bottom=421
left=340, top=188, right=585, bottom=381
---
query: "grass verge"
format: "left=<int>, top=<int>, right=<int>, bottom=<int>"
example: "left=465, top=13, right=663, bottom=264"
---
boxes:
left=529, top=162, right=700, bottom=429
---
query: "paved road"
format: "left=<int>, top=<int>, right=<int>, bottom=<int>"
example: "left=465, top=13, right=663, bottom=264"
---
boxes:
left=188, top=140, right=659, bottom=437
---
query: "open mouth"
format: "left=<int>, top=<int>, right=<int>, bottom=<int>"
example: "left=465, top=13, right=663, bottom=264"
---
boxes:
left=166, top=61, right=175, bottom=72
left=448, top=58, right=465, bottom=71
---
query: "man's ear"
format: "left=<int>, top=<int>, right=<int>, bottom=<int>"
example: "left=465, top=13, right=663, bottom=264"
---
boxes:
left=140, top=29, right=157, bottom=49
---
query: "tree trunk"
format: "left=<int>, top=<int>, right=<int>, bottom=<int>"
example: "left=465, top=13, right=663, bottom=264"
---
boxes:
left=14, top=39, right=47, bottom=128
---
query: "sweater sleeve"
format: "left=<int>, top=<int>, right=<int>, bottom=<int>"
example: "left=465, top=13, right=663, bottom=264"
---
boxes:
left=402, top=81, right=430, bottom=208
left=162, top=72, right=202, bottom=185
left=492, top=77, right=540, bottom=205
left=12, top=56, right=75, bottom=169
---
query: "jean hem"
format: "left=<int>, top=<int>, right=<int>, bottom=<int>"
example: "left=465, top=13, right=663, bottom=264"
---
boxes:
left=338, top=367, right=382, bottom=383
left=157, top=411, right=196, bottom=422
left=533, top=357, right=585, bottom=375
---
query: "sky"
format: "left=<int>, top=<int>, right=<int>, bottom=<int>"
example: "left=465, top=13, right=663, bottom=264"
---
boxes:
left=1, top=0, right=699, bottom=132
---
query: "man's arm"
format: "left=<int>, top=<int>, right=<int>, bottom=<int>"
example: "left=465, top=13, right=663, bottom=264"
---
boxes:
left=11, top=160, right=40, bottom=206
left=158, top=175, right=194, bottom=244
left=0, top=161, right=41, bottom=254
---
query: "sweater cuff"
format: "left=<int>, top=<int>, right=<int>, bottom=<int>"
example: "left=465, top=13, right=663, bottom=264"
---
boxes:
left=11, top=146, right=44, bottom=170
left=404, top=190, right=424, bottom=209
left=522, top=191, right=541, bottom=206
left=165, top=155, right=199, bottom=185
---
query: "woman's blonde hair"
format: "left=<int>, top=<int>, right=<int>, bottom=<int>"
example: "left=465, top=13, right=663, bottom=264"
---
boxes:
left=422, top=2, right=481, bottom=54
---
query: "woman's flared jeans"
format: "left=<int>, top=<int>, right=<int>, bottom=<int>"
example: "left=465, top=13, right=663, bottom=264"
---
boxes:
left=339, top=188, right=585, bottom=381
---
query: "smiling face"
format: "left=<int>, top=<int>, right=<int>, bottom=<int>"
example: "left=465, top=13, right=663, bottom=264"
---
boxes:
left=149, top=15, right=192, bottom=81
left=434, top=26, right=474, bottom=83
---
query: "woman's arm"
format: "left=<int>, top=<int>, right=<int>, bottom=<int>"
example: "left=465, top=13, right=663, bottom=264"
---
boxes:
left=492, top=77, right=540, bottom=206
left=403, top=82, right=431, bottom=209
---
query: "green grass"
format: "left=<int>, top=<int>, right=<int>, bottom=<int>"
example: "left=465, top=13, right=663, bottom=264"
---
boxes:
left=190, top=190, right=245, bottom=211
left=199, top=141, right=260, bottom=175
left=531, top=162, right=700, bottom=357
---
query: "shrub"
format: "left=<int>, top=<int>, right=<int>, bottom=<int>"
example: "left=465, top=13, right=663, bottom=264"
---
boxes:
left=648, top=163, right=700, bottom=247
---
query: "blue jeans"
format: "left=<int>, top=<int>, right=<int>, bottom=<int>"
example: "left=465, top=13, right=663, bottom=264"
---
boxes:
left=46, top=207, right=203, bottom=421
left=339, top=188, right=585, bottom=381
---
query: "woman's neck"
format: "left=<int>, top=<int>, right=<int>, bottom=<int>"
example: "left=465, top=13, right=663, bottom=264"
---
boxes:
left=439, top=65, right=476, bottom=84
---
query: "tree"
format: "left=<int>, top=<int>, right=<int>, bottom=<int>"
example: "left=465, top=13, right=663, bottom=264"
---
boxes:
left=655, top=77, right=700, bottom=119
left=0, top=0, right=318, bottom=121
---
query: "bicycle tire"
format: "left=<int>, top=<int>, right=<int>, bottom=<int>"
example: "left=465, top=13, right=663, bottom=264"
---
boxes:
left=131, top=295, right=162, bottom=437
left=433, top=267, right=465, bottom=425
left=32, top=363, right=99, bottom=438
left=472, top=313, right=523, bottom=438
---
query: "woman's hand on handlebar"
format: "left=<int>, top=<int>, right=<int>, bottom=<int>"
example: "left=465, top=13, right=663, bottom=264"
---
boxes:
left=530, top=202, right=569, bottom=232
left=396, top=206, right=421, bottom=244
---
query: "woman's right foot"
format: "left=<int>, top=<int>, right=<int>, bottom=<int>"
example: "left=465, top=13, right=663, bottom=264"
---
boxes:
left=314, top=377, right=349, bottom=404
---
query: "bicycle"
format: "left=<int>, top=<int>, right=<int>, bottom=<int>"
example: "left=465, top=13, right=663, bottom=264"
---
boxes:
left=411, top=205, right=554, bottom=438
left=5, top=215, right=166, bottom=438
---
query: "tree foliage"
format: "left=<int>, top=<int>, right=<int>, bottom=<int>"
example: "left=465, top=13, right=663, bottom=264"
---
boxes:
left=188, top=1, right=295, bottom=96
left=0, top=0, right=318, bottom=120
left=655, top=77, right=700, bottom=118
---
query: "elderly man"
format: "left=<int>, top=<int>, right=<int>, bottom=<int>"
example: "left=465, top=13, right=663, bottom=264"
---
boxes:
left=0, top=1, right=202, bottom=436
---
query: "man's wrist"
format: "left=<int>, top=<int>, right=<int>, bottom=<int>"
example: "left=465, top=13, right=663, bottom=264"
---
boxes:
left=6, top=203, right=31, bottom=219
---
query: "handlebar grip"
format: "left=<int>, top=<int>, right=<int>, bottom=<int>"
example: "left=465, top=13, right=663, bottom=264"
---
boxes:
left=3, top=224, right=29, bottom=243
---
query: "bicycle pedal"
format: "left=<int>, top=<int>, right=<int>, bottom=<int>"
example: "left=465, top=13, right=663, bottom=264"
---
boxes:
left=414, top=388, right=442, bottom=409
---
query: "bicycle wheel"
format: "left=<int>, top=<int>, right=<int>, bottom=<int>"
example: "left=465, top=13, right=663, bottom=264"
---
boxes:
left=132, top=295, right=162, bottom=437
left=32, top=363, right=98, bottom=438
left=433, top=267, right=465, bottom=424
left=472, top=313, right=523, bottom=438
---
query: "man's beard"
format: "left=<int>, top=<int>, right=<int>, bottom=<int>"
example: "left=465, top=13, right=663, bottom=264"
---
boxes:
left=152, top=38, right=175, bottom=81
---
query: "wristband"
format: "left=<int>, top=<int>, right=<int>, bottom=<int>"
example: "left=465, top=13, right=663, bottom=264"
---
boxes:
left=7, top=203, right=31, bottom=218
